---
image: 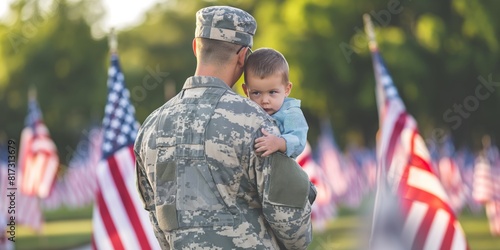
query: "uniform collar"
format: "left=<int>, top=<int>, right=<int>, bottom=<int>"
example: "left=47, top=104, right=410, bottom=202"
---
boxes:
left=182, top=76, right=233, bottom=90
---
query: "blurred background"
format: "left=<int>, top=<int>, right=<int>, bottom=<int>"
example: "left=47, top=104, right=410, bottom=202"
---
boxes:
left=1, top=0, right=500, bottom=249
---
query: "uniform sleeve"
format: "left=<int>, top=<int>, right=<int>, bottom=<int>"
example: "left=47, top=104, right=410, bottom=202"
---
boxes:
left=148, top=212, right=171, bottom=249
left=134, top=130, right=169, bottom=247
left=281, top=107, right=309, bottom=159
left=252, top=123, right=313, bottom=250
left=134, top=110, right=160, bottom=212
left=134, top=134, right=155, bottom=211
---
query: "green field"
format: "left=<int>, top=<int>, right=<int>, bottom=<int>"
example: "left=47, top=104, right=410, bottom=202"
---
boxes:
left=13, top=204, right=500, bottom=250
left=309, top=208, right=500, bottom=250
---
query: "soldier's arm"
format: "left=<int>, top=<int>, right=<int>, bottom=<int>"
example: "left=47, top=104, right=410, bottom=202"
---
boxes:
left=134, top=140, right=170, bottom=249
left=147, top=211, right=171, bottom=249
left=253, top=124, right=313, bottom=249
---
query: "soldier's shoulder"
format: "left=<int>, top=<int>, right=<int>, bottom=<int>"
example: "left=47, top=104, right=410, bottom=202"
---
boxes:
left=220, top=92, right=257, bottom=110
left=137, top=105, right=163, bottom=135
left=144, top=107, right=162, bottom=124
left=218, top=93, right=279, bottom=136
left=220, top=93, right=273, bottom=120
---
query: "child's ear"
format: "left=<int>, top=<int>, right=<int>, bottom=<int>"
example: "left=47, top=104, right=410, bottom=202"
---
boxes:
left=242, top=83, right=249, bottom=96
left=285, top=82, right=292, bottom=96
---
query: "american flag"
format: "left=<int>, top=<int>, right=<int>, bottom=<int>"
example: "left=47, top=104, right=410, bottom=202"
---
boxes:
left=456, top=147, right=482, bottom=214
left=0, top=145, right=14, bottom=250
left=18, top=92, right=59, bottom=198
left=484, top=143, right=500, bottom=236
left=62, top=126, right=102, bottom=208
left=437, top=156, right=466, bottom=214
left=297, top=142, right=336, bottom=231
left=0, top=144, right=14, bottom=250
left=2, top=131, right=44, bottom=233
left=369, top=42, right=468, bottom=249
left=42, top=127, right=102, bottom=210
left=316, top=119, right=348, bottom=203
left=473, top=142, right=500, bottom=236
left=91, top=53, right=159, bottom=250
left=472, top=156, right=492, bottom=204
left=347, top=146, right=377, bottom=194
left=345, top=145, right=378, bottom=207
left=437, top=137, right=467, bottom=214
left=41, top=178, right=64, bottom=210
left=0, top=144, right=10, bottom=219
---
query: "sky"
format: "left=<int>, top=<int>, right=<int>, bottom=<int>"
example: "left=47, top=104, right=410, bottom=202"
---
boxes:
left=0, top=0, right=159, bottom=30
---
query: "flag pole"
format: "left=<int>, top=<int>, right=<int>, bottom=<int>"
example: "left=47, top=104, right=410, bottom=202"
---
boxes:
left=108, top=27, right=118, bottom=54
left=363, top=14, right=388, bottom=249
left=363, top=14, right=384, bottom=128
left=28, top=85, right=37, bottom=101
left=363, top=14, right=377, bottom=52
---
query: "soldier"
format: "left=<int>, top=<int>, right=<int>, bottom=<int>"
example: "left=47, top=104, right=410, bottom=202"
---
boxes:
left=134, top=5, right=314, bottom=250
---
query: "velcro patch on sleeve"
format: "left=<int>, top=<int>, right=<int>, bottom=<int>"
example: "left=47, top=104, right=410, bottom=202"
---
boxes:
left=267, top=153, right=309, bottom=208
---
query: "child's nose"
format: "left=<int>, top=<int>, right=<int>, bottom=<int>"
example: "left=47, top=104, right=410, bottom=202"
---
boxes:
left=262, top=96, right=270, bottom=104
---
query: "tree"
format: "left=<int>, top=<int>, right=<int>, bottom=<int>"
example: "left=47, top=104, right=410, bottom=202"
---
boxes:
left=0, top=0, right=108, bottom=161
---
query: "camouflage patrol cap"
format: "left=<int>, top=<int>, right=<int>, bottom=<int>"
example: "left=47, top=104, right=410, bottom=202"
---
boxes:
left=195, top=6, right=257, bottom=47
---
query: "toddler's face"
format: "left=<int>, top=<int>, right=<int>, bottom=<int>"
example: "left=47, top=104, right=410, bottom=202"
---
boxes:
left=243, top=72, right=291, bottom=115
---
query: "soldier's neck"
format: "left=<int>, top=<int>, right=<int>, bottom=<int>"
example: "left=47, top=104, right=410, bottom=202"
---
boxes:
left=195, top=64, right=236, bottom=88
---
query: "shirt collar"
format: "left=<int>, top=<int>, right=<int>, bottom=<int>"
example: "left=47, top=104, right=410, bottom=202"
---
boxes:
left=182, top=76, right=233, bottom=91
left=281, top=97, right=301, bottom=110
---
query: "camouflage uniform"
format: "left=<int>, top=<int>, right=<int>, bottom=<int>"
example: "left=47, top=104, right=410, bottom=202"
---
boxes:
left=135, top=6, right=313, bottom=250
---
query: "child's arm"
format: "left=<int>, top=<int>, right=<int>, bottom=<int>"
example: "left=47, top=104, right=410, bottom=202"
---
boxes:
left=255, top=108, right=309, bottom=158
left=254, top=128, right=286, bottom=157
left=279, top=108, right=308, bottom=158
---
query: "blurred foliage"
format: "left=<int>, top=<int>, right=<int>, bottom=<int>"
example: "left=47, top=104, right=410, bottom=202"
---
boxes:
left=1, top=0, right=500, bottom=162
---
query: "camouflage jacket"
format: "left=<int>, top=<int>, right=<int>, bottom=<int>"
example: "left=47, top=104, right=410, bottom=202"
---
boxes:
left=135, top=76, right=313, bottom=250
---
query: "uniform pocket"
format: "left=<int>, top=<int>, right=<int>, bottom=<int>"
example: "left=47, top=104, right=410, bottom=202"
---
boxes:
left=175, top=158, right=235, bottom=228
left=155, top=157, right=179, bottom=231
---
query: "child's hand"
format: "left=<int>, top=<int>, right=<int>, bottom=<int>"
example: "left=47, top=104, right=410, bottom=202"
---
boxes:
left=255, top=128, right=286, bottom=157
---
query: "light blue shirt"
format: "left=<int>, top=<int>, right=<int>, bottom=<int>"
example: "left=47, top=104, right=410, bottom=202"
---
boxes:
left=272, top=97, right=308, bottom=159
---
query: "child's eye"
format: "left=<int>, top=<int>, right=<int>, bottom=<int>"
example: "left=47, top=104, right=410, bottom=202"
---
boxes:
left=251, top=91, right=260, bottom=96
left=270, top=90, right=278, bottom=94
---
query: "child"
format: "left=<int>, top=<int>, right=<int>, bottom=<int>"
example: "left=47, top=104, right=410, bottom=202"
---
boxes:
left=243, top=48, right=308, bottom=159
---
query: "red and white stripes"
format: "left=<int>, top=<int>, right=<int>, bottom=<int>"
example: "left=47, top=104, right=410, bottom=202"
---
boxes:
left=91, top=146, right=159, bottom=250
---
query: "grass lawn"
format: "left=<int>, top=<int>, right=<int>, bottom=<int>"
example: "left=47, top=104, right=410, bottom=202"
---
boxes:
left=309, top=206, right=500, bottom=250
left=15, top=205, right=93, bottom=250
left=12, top=204, right=500, bottom=250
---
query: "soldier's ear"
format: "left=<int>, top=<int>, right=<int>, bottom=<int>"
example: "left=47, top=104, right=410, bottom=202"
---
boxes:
left=192, top=38, right=197, bottom=57
left=236, top=47, right=247, bottom=68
